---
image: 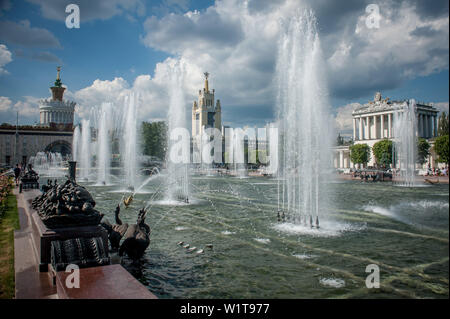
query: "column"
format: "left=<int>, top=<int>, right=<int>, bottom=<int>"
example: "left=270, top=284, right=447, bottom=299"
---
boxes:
left=359, top=117, right=363, bottom=140
left=419, top=114, right=424, bottom=137
left=388, top=113, right=392, bottom=137
left=334, top=154, right=338, bottom=168
left=434, top=116, right=438, bottom=137
left=373, top=115, right=378, bottom=139
left=365, top=117, right=369, bottom=140
left=353, top=118, right=356, bottom=141
left=339, top=151, right=344, bottom=169
left=428, top=115, right=432, bottom=138
left=380, top=114, right=385, bottom=138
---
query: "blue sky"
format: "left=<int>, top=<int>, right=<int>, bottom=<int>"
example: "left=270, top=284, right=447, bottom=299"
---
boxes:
left=0, top=0, right=448, bottom=134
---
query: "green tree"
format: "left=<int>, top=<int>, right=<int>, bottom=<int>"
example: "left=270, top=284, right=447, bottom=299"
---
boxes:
left=141, top=121, right=167, bottom=160
left=438, top=112, right=449, bottom=137
left=349, top=143, right=371, bottom=167
left=372, top=139, right=393, bottom=168
left=417, top=138, right=431, bottom=165
left=434, top=135, right=449, bottom=165
left=336, top=133, right=344, bottom=146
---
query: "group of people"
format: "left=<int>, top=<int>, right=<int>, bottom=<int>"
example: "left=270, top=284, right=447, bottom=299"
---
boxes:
left=424, top=167, right=448, bottom=176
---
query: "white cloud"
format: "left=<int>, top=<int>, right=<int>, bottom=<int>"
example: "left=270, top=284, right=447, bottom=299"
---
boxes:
left=335, top=102, right=361, bottom=136
left=433, top=102, right=449, bottom=114
left=0, top=44, right=12, bottom=75
left=0, top=96, right=12, bottom=112
left=13, top=96, right=40, bottom=117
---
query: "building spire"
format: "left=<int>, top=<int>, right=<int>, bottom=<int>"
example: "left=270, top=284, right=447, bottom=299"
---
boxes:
left=204, top=72, right=209, bottom=93
left=54, top=66, right=63, bottom=88
left=51, top=66, right=65, bottom=101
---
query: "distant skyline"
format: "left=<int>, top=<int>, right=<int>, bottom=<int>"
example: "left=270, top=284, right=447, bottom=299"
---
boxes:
left=0, top=0, right=448, bottom=136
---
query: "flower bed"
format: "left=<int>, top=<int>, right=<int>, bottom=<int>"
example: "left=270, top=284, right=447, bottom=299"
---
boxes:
left=0, top=176, right=13, bottom=218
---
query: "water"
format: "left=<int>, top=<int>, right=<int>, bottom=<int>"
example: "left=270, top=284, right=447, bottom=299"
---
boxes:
left=79, top=119, right=92, bottom=181
left=28, top=152, right=66, bottom=177
left=122, top=94, right=139, bottom=189
left=276, top=10, right=333, bottom=226
left=84, top=176, right=448, bottom=299
left=72, top=125, right=80, bottom=162
left=394, top=100, right=418, bottom=187
left=165, top=61, right=190, bottom=203
left=232, top=129, right=247, bottom=178
left=96, top=103, right=112, bottom=185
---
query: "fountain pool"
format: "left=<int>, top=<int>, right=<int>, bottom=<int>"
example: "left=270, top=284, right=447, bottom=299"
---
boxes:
left=76, top=176, right=448, bottom=299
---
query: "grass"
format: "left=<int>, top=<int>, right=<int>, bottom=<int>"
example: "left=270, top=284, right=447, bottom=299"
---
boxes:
left=0, top=192, right=19, bottom=299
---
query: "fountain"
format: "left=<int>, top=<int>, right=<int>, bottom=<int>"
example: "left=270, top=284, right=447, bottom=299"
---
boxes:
left=232, top=129, right=247, bottom=178
left=276, top=10, right=333, bottom=227
left=79, top=119, right=92, bottom=181
left=72, top=125, right=80, bottom=162
left=122, top=94, right=139, bottom=189
left=96, top=103, right=112, bottom=185
left=393, top=99, right=418, bottom=187
left=29, top=152, right=65, bottom=177
left=165, top=61, right=190, bottom=203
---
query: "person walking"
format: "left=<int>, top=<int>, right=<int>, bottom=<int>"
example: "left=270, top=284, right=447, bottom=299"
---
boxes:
left=13, top=164, right=21, bottom=186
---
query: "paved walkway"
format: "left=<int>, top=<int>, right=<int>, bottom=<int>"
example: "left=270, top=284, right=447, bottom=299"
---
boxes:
left=14, top=188, right=57, bottom=299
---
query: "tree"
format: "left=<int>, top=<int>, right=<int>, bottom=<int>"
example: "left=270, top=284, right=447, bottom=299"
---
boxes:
left=417, top=138, right=431, bottom=165
left=141, top=121, right=167, bottom=160
left=349, top=144, right=371, bottom=167
left=434, top=135, right=449, bottom=165
left=438, top=112, right=449, bottom=137
left=336, top=133, right=344, bottom=146
left=372, top=139, right=393, bottom=168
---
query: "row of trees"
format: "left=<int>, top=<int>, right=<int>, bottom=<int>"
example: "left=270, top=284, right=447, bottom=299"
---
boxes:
left=349, top=137, right=448, bottom=168
left=141, top=121, right=167, bottom=160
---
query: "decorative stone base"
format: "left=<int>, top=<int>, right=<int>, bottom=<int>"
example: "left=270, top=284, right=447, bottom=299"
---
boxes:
left=56, top=264, right=157, bottom=299
left=30, top=211, right=109, bottom=272
left=14, top=188, right=158, bottom=299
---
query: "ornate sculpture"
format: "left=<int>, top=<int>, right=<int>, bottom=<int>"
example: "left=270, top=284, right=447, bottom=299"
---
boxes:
left=119, top=208, right=150, bottom=260
left=101, top=205, right=129, bottom=251
left=31, top=178, right=103, bottom=228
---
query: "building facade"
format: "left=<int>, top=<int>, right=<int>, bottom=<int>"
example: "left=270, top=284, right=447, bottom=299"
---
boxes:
left=0, top=67, right=75, bottom=167
left=192, top=72, right=222, bottom=138
left=334, top=92, right=439, bottom=169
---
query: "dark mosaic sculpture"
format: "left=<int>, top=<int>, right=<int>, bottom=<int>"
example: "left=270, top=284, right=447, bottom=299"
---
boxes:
left=32, top=178, right=103, bottom=228
left=51, top=237, right=110, bottom=271
left=21, top=164, right=40, bottom=190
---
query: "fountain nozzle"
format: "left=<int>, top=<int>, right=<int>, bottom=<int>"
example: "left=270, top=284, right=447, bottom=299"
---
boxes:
left=315, top=216, right=320, bottom=229
left=309, top=215, right=313, bottom=228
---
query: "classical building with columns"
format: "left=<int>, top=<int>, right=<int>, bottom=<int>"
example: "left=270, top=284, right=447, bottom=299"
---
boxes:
left=39, top=66, right=76, bottom=126
left=0, top=67, right=75, bottom=167
left=334, top=92, right=439, bottom=170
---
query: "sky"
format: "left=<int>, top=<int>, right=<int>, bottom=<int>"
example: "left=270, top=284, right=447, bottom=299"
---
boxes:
left=0, top=0, right=448, bottom=137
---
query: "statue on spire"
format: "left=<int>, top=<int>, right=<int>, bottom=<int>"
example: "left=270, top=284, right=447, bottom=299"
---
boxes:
left=54, top=66, right=63, bottom=88
left=204, top=71, right=210, bottom=92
